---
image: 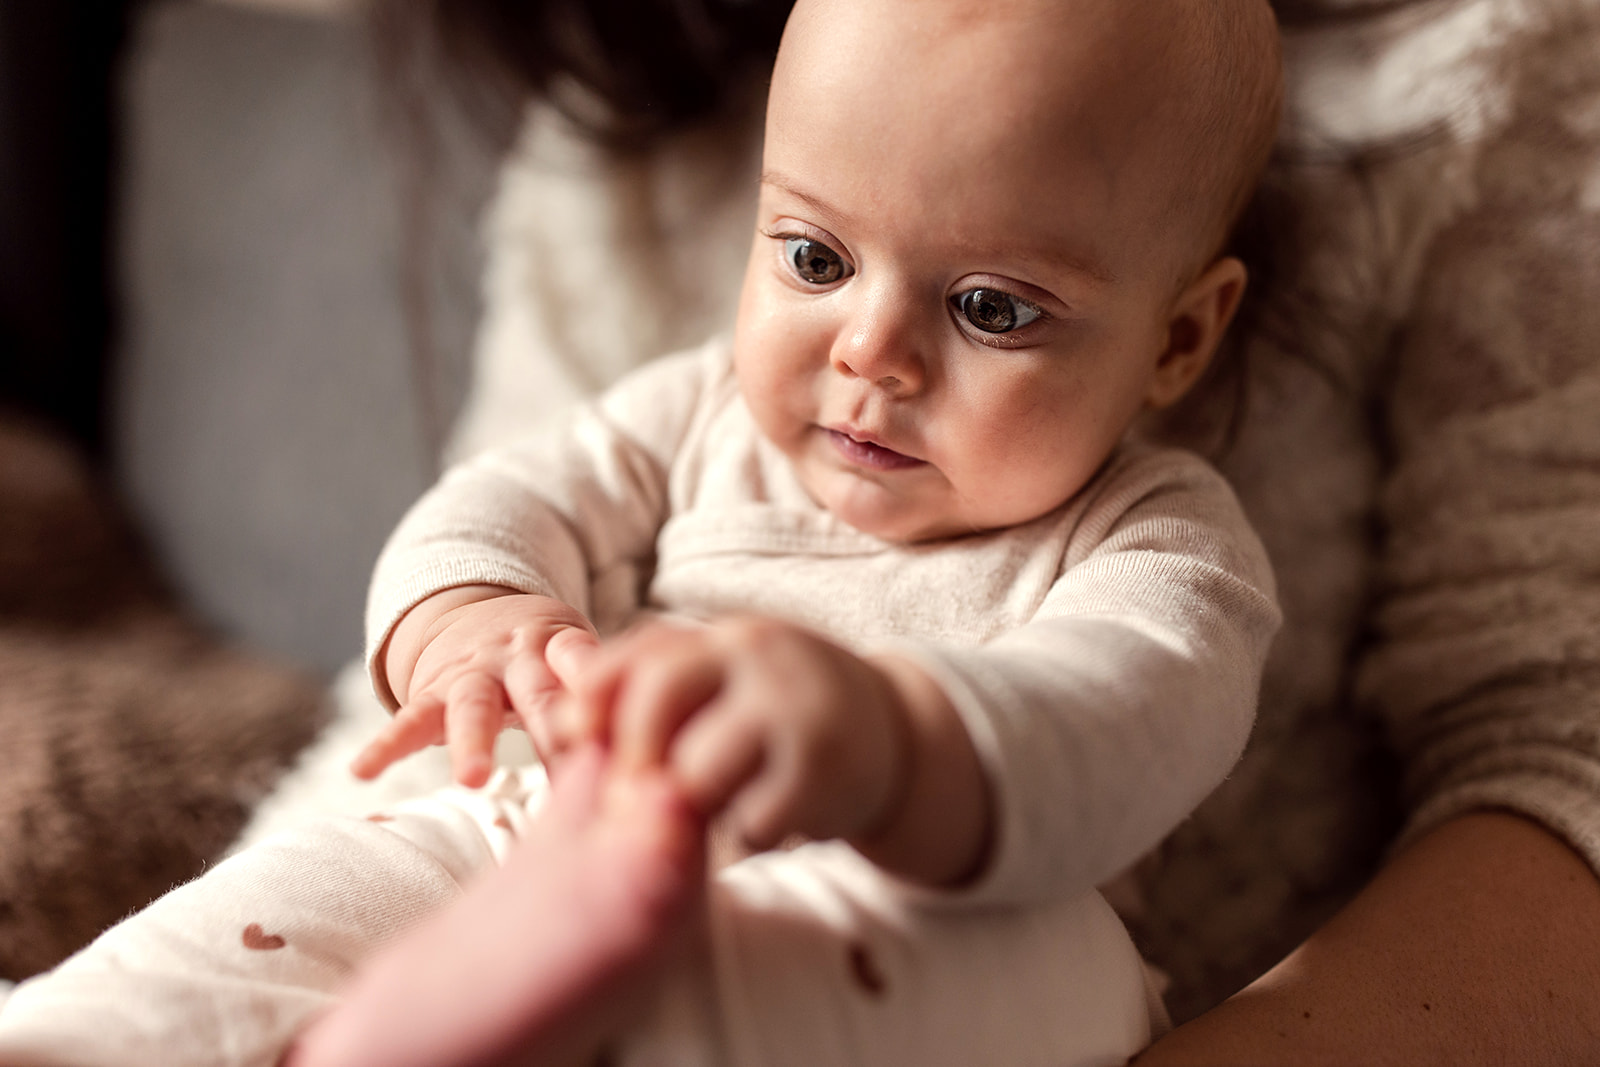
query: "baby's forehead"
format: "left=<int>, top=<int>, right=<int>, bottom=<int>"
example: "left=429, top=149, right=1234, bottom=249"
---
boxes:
left=784, top=1, right=1229, bottom=172
left=786, top=0, right=1189, bottom=91
left=779, top=0, right=1280, bottom=259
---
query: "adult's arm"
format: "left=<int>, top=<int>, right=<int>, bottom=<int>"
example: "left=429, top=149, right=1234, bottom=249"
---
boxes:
left=1137, top=811, right=1600, bottom=1065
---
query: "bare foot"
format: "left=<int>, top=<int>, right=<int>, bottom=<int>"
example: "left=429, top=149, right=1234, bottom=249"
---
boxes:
left=286, top=744, right=707, bottom=1067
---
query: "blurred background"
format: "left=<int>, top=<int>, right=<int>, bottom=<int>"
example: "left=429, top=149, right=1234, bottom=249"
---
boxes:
left=2, top=0, right=497, bottom=674
left=0, top=0, right=784, bottom=980
left=0, top=2, right=523, bottom=978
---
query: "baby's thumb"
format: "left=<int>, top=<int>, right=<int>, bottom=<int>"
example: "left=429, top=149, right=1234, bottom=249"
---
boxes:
left=544, top=626, right=601, bottom=689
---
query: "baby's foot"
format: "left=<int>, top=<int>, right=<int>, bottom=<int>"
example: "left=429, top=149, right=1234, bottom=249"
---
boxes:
left=288, top=744, right=707, bottom=1067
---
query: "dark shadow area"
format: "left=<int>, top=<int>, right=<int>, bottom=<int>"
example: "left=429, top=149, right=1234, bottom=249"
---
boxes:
left=0, top=1, right=141, bottom=459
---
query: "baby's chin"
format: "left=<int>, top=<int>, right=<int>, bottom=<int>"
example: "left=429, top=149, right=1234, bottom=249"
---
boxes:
left=836, top=484, right=1091, bottom=545
left=809, top=475, right=984, bottom=545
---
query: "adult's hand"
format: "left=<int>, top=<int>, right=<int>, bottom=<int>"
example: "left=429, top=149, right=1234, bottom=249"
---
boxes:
left=1135, top=812, right=1600, bottom=1065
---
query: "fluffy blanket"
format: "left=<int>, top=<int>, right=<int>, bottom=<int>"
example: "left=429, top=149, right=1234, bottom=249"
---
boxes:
left=0, top=417, right=323, bottom=980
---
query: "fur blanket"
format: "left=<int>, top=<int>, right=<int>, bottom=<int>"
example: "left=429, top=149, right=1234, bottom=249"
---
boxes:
left=0, top=417, right=323, bottom=981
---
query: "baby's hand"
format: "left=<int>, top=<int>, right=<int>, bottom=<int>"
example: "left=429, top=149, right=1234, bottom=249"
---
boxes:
left=351, top=590, right=599, bottom=788
left=560, top=617, right=911, bottom=850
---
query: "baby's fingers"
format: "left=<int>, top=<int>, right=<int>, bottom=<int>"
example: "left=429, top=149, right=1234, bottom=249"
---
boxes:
left=543, top=627, right=601, bottom=690
left=502, top=652, right=560, bottom=762
left=609, top=638, right=726, bottom=773
left=504, top=628, right=602, bottom=761
left=667, top=707, right=766, bottom=822
left=445, top=671, right=513, bottom=788
left=350, top=694, right=447, bottom=780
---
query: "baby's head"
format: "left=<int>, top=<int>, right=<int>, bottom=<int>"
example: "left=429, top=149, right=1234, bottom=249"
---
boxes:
left=733, top=0, right=1283, bottom=542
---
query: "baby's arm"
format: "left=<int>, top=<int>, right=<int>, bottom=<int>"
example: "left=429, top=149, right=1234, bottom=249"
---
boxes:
left=854, top=651, right=993, bottom=885
left=910, top=451, right=1281, bottom=905
left=356, top=348, right=729, bottom=786
left=352, top=585, right=598, bottom=787
left=561, top=616, right=991, bottom=887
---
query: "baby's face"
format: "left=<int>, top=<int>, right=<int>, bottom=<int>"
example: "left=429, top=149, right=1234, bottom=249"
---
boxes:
left=734, top=0, right=1239, bottom=542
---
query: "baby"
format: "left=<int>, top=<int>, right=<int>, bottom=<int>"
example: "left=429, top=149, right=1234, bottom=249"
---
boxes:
left=307, top=0, right=1283, bottom=1060
left=0, top=1, right=1282, bottom=1066
left=351, top=0, right=1283, bottom=854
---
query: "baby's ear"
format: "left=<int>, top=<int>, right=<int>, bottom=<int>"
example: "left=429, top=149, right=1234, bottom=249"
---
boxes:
left=1145, top=256, right=1248, bottom=409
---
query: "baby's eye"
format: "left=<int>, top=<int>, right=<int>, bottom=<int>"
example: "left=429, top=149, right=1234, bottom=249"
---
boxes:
left=953, top=288, right=1043, bottom=334
left=784, top=236, right=851, bottom=285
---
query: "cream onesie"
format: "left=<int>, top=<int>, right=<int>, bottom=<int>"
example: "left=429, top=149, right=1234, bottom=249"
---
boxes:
left=0, top=336, right=1279, bottom=1067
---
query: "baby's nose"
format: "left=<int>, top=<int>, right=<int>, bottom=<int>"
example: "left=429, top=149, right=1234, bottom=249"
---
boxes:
left=830, top=327, right=925, bottom=395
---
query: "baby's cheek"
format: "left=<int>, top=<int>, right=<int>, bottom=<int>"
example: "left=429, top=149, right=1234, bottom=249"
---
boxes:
left=743, top=385, right=810, bottom=457
left=959, top=425, right=1101, bottom=526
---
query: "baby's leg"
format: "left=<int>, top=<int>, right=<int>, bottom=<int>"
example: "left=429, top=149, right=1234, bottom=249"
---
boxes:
left=280, top=805, right=1157, bottom=1067
left=0, top=753, right=1146, bottom=1067
left=611, top=842, right=1161, bottom=1067
left=0, top=770, right=538, bottom=1067
left=287, top=745, right=707, bottom=1067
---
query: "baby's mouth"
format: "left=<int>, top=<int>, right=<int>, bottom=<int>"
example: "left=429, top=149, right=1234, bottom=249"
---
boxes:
left=827, top=429, right=925, bottom=472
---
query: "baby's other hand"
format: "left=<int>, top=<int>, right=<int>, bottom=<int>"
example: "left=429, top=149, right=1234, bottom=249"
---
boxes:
left=566, top=617, right=911, bottom=850
left=350, top=590, right=597, bottom=788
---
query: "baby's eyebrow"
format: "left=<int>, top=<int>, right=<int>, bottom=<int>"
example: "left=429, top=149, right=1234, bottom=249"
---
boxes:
left=758, top=171, right=838, bottom=222
left=971, top=242, right=1120, bottom=288
left=920, top=230, right=1120, bottom=291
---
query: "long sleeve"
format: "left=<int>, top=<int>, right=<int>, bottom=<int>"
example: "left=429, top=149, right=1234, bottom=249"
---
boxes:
left=895, top=453, right=1282, bottom=905
left=363, top=344, right=727, bottom=707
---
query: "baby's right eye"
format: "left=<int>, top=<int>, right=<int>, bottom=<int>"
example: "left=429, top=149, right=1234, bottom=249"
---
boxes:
left=784, top=237, right=851, bottom=285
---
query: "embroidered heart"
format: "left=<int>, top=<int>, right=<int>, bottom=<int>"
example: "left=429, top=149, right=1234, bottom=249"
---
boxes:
left=847, top=942, right=887, bottom=997
left=365, top=813, right=394, bottom=823
left=242, top=923, right=287, bottom=951
left=494, top=815, right=515, bottom=833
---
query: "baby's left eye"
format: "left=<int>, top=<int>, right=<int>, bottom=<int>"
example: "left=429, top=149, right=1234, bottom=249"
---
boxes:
left=952, top=288, right=1043, bottom=334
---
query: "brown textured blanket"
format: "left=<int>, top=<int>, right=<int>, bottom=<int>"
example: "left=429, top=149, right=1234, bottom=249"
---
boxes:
left=0, top=417, right=322, bottom=980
